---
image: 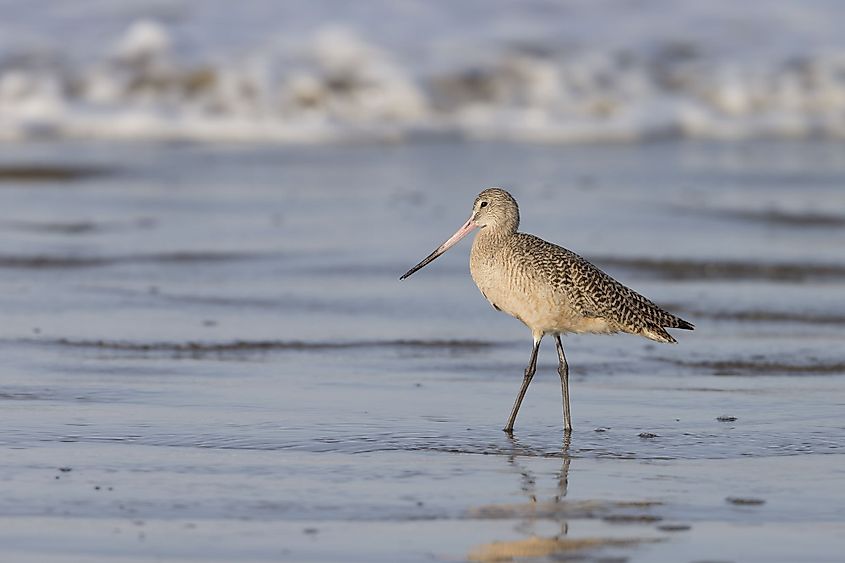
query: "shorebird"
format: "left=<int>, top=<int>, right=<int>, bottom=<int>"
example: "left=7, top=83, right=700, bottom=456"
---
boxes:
left=400, top=188, right=693, bottom=433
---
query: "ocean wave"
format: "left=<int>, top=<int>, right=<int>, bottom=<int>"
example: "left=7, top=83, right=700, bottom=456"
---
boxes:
left=3, top=19, right=845, bottom=143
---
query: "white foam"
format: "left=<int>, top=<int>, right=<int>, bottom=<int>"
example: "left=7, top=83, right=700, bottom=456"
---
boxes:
left=2, top=4, right=845, bottom=143
left=114, top=20, right=170, bottom=64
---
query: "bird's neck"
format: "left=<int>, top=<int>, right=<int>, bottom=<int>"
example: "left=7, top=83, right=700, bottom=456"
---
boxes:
left=472, top=224, right=515, bottom=254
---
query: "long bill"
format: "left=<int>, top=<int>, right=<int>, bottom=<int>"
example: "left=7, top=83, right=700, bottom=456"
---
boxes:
left=400, top=216, right=478, bottom=280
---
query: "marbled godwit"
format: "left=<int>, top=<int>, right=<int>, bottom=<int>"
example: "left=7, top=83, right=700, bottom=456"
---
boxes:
left=400, top=188, right=693, bottom=433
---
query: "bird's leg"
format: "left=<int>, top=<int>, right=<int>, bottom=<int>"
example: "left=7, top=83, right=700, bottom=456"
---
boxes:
left=504, top=336, right=542, bottom=433
left=555, top=335, right=572, bottom=433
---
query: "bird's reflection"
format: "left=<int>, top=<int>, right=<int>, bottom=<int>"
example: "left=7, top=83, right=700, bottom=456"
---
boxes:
left=469, top=434, right=669, bottom=561
left=467, top=434, right=578, bottom=561
left=504, top=433, right=572, bottom=538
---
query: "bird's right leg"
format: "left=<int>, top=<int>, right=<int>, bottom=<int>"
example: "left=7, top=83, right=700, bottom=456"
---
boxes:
left=504, top=335, right=542, bottom=433
left=555, top=335, right=572, bottom=433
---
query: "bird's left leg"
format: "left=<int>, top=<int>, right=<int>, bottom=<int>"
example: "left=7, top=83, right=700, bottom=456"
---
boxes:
left=555, top=335, right=572, bottom=432
left=503, top=335, right=542, bottom=433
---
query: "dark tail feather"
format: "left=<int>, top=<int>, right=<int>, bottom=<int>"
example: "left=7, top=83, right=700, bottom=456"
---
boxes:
left=674, top=317, right=695, bottom=330
left=643, top=315, right=693, bottom=344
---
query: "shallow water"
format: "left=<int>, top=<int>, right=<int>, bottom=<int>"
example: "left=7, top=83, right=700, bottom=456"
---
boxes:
left=0, top=140, right=843, bottom=561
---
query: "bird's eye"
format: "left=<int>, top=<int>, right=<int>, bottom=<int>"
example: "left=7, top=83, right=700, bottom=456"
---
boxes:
left=479, top=201, right=488, bottom=208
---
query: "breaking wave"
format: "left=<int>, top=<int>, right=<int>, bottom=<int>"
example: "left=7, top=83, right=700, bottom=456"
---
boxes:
left=3, top=8, right=845, bottom=143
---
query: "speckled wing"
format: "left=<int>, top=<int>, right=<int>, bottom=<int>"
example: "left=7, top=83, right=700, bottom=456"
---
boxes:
left=515, top=234, right=693, bottom=341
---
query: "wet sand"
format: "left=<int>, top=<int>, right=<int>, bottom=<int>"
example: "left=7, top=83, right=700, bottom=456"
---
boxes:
left=0, top=140, right=843, bottom=561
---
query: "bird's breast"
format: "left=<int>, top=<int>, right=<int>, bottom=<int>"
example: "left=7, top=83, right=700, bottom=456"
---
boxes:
left=470, top=255, right=504, bottom=310
left=469, top=239, right=608, bottom=335
left=470, top=243, right=540, bottom=325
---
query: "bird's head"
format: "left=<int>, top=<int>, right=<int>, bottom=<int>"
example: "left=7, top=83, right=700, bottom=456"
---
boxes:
left=400, top=187, right=519, bottom=280
left=471, top=187, right=520, bottom=232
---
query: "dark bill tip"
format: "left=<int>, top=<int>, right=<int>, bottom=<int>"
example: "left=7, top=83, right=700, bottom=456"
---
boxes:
left=399, top=248, right=442, bottom=280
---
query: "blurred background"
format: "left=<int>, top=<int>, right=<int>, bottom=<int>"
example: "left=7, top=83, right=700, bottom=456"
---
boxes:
left=1, top=2, right=844, bottom=562
left=2, top=0, right=845, bottom=142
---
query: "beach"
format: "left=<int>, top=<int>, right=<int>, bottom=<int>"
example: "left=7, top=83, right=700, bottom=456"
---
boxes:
left=0, top=139, right=842, bottom=561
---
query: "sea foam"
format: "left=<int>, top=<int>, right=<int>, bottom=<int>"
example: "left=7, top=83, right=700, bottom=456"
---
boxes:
left=2, top=11, right=845, bottom=143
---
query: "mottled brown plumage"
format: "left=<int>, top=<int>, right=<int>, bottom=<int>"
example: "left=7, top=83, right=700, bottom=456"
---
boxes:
left=401, top=187, right=693, bottom=433
left=468, top=188, right=692, bottom=343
